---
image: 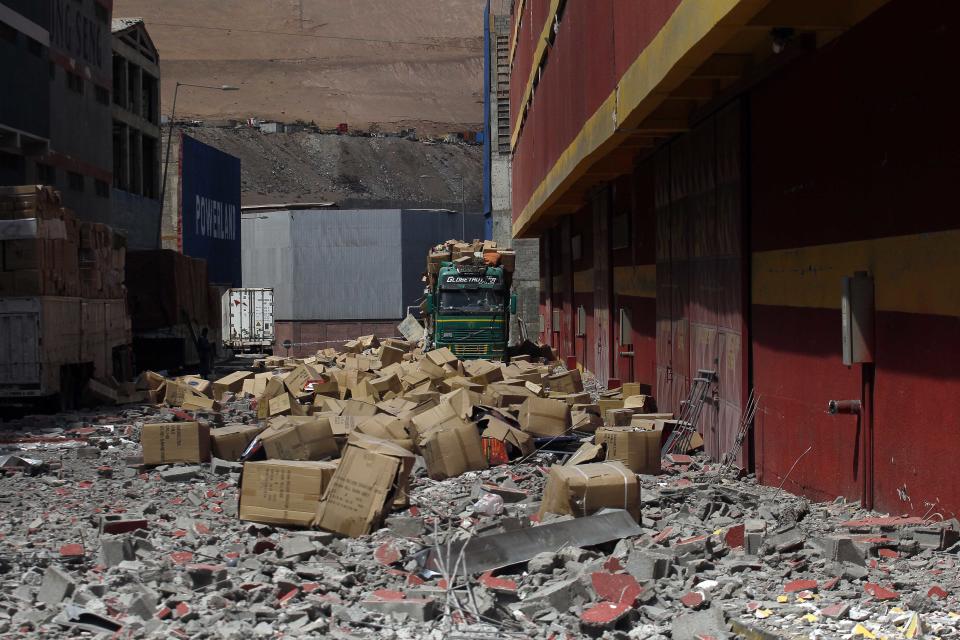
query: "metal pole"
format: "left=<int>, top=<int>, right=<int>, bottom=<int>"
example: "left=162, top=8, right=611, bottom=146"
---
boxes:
left=158, top=82, right=181, bottom=248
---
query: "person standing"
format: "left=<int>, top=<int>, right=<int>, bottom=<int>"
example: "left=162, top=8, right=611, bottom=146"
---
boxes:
left=196, top=328, right=212, bottom=379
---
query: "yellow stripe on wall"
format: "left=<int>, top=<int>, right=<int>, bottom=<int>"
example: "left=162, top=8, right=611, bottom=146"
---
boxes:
left=752, top=229, right=960, bottom=317
left=614, top=265, right=657, bottom=298
left=549, top=266, right=656, bottom=297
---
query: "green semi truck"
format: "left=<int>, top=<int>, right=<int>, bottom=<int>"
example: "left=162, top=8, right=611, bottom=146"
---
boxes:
left=423, top=245, right=517, bottom=360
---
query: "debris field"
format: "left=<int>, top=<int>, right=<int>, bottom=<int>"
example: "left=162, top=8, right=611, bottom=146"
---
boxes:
left=0, top=338, right=958, bottom=639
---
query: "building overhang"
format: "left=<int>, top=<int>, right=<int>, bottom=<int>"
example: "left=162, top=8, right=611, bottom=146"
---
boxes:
left=0, top=125, right=50, bottom=157
left=512, top=0, right=890, bottom=238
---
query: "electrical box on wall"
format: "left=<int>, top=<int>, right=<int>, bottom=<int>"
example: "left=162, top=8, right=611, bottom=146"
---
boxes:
left=842, top=271, right=875, bottom=365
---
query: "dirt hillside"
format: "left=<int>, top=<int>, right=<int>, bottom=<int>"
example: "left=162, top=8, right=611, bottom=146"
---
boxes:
left=183, top=127, right=483, bottom=209
left=113, top=0, right=485, bottom=134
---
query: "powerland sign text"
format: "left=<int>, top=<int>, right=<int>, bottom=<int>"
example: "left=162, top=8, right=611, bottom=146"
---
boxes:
left=180, top=134, right=242, bottom=286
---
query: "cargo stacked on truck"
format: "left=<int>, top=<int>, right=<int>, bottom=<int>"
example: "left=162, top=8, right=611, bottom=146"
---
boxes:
left=423, top=240, right=516, bottom=360
left=0, top=186, right=132, bottom=409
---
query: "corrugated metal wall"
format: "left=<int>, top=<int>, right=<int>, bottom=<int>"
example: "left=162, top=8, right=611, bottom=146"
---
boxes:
left=243, top=209, right=487, bottom=322
left=655, top=102, right=745, bottom=463
left=242, top=209, right=403, bottom=320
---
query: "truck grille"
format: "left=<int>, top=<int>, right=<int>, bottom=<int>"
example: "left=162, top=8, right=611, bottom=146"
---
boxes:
left=452, top=344, right=490, bottom=356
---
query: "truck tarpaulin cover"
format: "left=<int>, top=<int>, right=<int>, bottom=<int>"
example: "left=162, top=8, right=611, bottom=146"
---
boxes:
left=180, top=133, right=241, bottom=287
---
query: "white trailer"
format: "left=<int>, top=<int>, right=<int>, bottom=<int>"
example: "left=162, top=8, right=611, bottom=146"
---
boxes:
left=221, top=288, right=275, bottom=352
left=0, top=297, right=131, bottom=406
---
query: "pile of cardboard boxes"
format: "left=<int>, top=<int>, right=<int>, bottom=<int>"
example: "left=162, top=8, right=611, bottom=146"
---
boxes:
left=0, top=185, right=126, bottom=298
left=134, top=335, right=685, bottom=538
left=426, top=238, right=515, bottom=281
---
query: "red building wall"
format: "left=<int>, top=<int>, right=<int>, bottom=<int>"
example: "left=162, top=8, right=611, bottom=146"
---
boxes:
left=510, top=0, right=682, bottom=224
left=750, top=0, right=960, bottom=514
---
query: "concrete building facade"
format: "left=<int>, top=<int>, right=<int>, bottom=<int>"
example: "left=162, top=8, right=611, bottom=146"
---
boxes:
left=44, top=0, right=113, bottom=222
left=0, top=1, right=51, bottom=185
left=483, top=1, right=540, bottom=344
left=111, top=18, right=161, bottom=250
left=509, top=0, right=960, bottom=516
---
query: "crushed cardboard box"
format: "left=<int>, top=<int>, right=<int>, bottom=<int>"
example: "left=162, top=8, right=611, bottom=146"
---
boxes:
left=210, top=424, right=264, bottom=461
left=259, top=417, right=338, bottom=461
left=538, top=461, right=640, bottom=521
left=518, top=396, right=570, bottom=437
left=312, top=434, right=414, bottom=538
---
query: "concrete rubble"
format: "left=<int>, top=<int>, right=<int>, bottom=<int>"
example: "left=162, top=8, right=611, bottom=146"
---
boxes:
left=0, top=340, right=959, bottom=639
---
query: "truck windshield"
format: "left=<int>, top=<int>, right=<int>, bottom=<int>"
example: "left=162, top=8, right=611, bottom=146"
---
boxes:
left=439, top=289, right=504, bottom=314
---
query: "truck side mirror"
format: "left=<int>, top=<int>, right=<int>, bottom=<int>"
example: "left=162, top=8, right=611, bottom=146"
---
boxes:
left=510, top=293, right=518, bottom=315
left=425, top=294, right=435, bottom=314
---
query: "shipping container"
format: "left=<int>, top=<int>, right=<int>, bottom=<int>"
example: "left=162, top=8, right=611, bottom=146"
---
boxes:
left=221, top=287, right=275, bottom=352
left=0, top=296, right=131, bottom=406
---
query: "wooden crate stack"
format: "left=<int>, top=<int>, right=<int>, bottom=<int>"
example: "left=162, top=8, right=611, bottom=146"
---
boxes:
left=0, top=185, right=126, bottom=299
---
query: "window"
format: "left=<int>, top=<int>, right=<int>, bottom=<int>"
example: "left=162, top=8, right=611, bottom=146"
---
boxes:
left=611, top=212, right=630, bottom=250
left=619, top=308, right=633, bottom=346
left=551, top=308, right=561, bottom=333
left=95, top=86, right=110, bottom=105
left=438, top=288, right=505, bottom=314
left=67, top=72, right=84, bottom=94
left=68, top=171, right=84, bottom=192
left=95, top=180, right=110, bottom=198
left=26, top=37, right=43, bottom=57
left=37, top=163, right=56, bottom=185
left=0, top=21, right=15, bottom=45
left=571, top=234, right=582, bottom=261
left=576, top=305, right=586, bottom=337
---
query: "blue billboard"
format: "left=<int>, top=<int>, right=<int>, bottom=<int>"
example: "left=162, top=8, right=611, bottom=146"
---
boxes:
left=180, top=133, right=241, bottom=286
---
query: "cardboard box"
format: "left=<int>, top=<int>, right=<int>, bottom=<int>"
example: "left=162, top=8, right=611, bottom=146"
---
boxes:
left=463, top=359, right=503, bottom=385
left=355, top=414, right=414, bottom=451
left=596, top=427, right=662, bottom=475
left=370, top=373, right=402, bottom=397
left=163, top=379, right=204, bottom=407
left=425, top=347, right=458, bottom=367
left=538, top=461, right=639, bottom=520
left=239, top=460, right=338, bottom=527
left=410, top=401, right=469, bottom=443
left=213, top=371, right=253, bottom=399
left=258, top=376, right=287, bottom=419
left=518, top=396, right=570, bottom=437
left=605, top=408, right=634, bottom=427
left=135, top=370, right=165, bottom=391
left=180, top=376, right=212, bottom=398
left=547, top=369, right=583, bottom=393
left=313, top=434, right=415, bottom=537
left=380, top=344, right=405, bottom=366
left=210, top=424, right=263, bottom=461
left=623, top=395, right=655, bottom=412
left=483, top=383, right=536, bottom=407
left=598, top=398, right=625, bottom=415
left=620, top=382, right=652, bottom=398
left=481, top=417, right=535, bottom=458
left=141, top=422, right=211, bottom=465
left=419, top=420, right=488, bottom=480
left=260, top=416, right=338, bottom=461
left=181, top=395, right=221, bottom=412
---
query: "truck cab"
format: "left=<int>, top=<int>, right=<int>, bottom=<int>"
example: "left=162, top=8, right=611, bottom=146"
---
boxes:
left=425, top=263, right=516, bottom=360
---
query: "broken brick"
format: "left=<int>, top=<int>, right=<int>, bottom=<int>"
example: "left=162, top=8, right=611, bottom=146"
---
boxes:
left=864, top=583, right=899, bottom=600
left=591, top=572, right=643, bottom=605
left=784, top=579, right=818, bottom=593
left=580, top=601, right=632, bottom=627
